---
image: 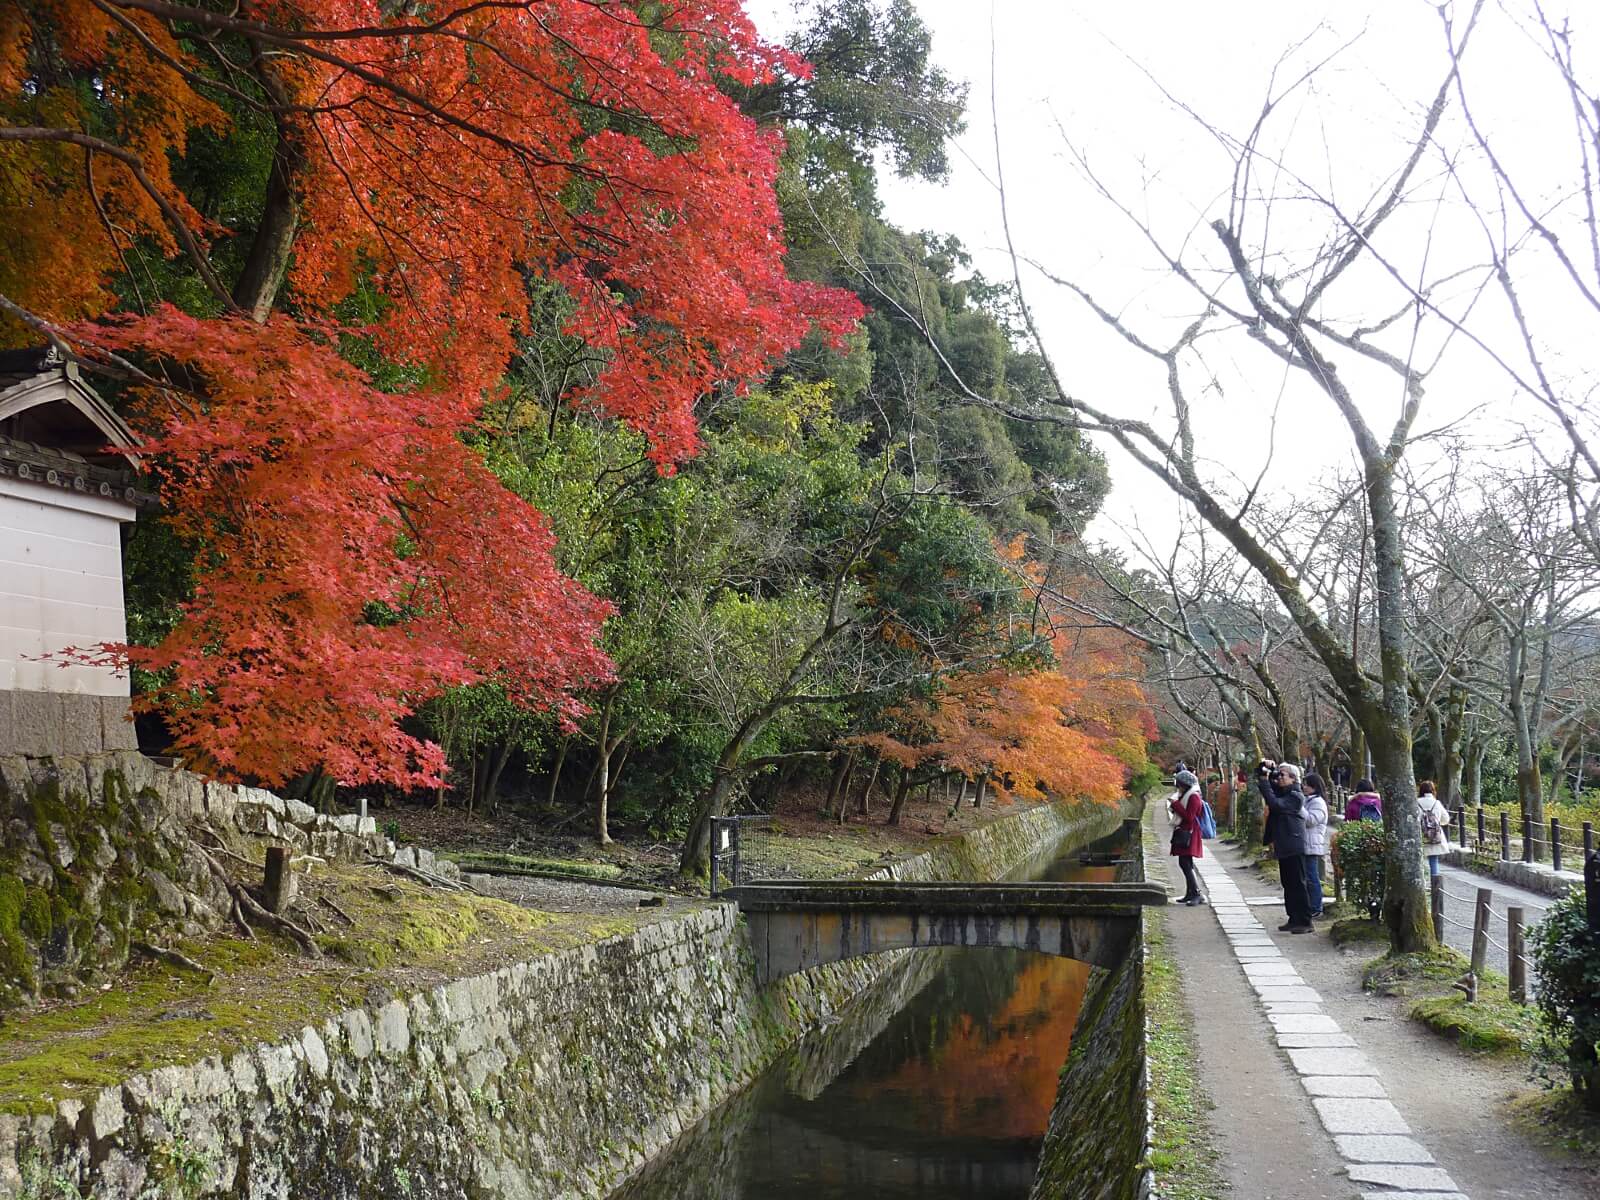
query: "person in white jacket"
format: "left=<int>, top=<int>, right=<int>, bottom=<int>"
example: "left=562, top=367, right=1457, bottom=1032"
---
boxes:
left=1417, top=780, right=1451, bottom=878
left=1301, top=772, right=1331, bottom=918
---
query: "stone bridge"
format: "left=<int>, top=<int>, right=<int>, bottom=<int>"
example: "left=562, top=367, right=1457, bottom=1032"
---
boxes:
left=726, top=880, right=1166, bottom=984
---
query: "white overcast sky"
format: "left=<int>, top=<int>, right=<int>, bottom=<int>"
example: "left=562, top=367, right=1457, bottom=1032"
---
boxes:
left=751, top=0, right=1600, bottom=559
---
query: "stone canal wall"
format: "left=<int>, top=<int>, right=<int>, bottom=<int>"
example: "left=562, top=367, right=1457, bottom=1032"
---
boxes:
left=1029, top=813, right=1153, bottom=1200
left=1, top=798, right=1123, bottom=1200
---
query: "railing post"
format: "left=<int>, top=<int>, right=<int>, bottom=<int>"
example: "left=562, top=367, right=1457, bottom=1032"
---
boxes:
left=1587, top=851, right=1600, bottom=936
left=709, top=816, right=729, bottom=897
left=1431, top=874, right=1444, bottom=943
left=1455, top=806, right=1467, bottom=848
left=1585, top=821, right=1595, bottom=859
left=1522, top=814, right=1533, bottom=863
left=1477, top=806, right=1486, bottom=848
left=1508, top=906, right=1526, bottom=1004
left=1500, top=811, right=1511, bottom=861
left=1552, top=817, right=1563, bottom=874
left=1468, top=887, right=1492, bottom=1002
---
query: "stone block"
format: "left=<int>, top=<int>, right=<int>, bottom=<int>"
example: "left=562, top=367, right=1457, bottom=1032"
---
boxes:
left=1300, top=1075, right=1387, bottom=1098
left=283, top=795, right=316, bottom=826
left=10, top=691, right=62, bottom=757
left=1277, top=1032, right=1357, bottom=1048
left=357, top=816, right=377, bottom=836
left=1287, top=1048, right=1378, bottom=1076
left=1262, top=1001, right=1324, bottom=1015
left=100, top=696, right=137, bottom=751
left=1346, top=1164, right=1458, bottom=1192
left=331, top=814, right=361, bottom=835
left=376, top=1000, right=411, bottom=1055
left=1314, top=1097, right=1410, bottom=1135
left=1334, top=1135, right=1433, bottom=1163
left=1252, top=984, right=1319, bottom=1003
left=1268, top=1013, right=1340, bottom=1034
left=1242, top=961, right=1299, bottom=977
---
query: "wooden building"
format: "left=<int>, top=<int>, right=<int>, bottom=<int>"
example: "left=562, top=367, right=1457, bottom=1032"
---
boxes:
left=0, top=346, right=153, bottom=756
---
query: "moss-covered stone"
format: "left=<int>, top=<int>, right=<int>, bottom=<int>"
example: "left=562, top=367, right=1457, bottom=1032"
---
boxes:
left=0, top=796, right=1123, bottom=1198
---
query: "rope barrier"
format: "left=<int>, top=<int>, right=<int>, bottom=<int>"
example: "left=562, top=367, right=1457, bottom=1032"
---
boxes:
left=1438, top=914, right=1476, bottom=931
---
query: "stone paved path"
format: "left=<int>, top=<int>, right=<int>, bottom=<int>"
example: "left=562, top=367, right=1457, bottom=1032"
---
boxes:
left=1191, top=850, right=1473, bottom=1200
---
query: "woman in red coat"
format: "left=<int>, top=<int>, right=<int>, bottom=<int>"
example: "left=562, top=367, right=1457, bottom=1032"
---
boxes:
left=1169, top=769, right=1206, bottom=905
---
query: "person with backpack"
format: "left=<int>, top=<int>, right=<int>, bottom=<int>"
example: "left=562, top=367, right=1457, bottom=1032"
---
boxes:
left=1345, top=780, right=1383, bottom=822
left=1258, top=761, right=1314, bottom=933
left=1302, top=772, right=1330, bottom=918
left=1416, top=780, right=1450, bottom=878
left=1168, top=769, right=1207, bottom=906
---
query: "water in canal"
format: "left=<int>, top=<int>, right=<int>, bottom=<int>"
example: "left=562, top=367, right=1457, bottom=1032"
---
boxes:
left=613, top=831, right=1126, bottom=1200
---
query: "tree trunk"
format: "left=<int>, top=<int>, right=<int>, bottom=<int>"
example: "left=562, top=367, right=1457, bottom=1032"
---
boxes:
left=851, top=758, right=881, bottom=821
left=1462, top=735, right=1486, bottom=808
left=1439, top=689, right=1466, bottom=810
left=832, top=752, right=857, bottom=819
left=484, top=739, right=514, bottom=814
left=232, top=89, right=302, bottom=322
left=1235, top=713, right=1266, bottom=848
left=1367, top=467, right=1431, bottom=953
left=888, top=772, right=913, bottom=826
left=594, top=693, right=615, bottom=846
left=973, top=770, right=990, bottom=809
left=831, top=755, right=858, bottom=822
left=545, top=737, right=569, bottom=809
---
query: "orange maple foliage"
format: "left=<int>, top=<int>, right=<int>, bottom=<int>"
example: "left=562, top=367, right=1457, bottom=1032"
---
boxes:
left=856, top=577, right=1154, bottom=806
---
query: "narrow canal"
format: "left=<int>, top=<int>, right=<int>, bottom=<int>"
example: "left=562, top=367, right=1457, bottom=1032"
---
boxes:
left=612, top=826, right=1129, bottom=1200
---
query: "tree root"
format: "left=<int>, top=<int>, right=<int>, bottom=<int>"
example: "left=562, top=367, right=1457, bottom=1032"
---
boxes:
left=369, top=858, right=478, bottom=894
left=131, top=941, right=215, bottom=984
left=197, top=846, right=321, bottom=957
left=318, top=894, right=357, bottom=926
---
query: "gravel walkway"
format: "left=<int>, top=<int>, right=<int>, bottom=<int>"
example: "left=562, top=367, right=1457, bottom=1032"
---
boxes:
left=466, top=872, right=692, bottom=915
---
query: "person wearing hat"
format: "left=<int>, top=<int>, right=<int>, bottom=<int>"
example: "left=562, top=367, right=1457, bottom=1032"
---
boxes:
left=1169, top=769, right=1207, bottom=905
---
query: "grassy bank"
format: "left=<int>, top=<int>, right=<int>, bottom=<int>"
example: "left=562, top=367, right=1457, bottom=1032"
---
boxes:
left=1141, top=810, right=1229, bottom=1199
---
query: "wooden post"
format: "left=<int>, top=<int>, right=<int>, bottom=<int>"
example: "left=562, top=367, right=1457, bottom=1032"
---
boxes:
left=1500, top=811, right=1511, bottom=861
left=1476, top=806, right=1485, bottom=848
left=1585, top=821, right=1595, bottom=858
left=1552, top=817, right=1562, bottom=874
left=1431, top=874, right=1444, bottom=943
left=1456, top=806, right=1467, bottom=849
left=1508, top=906, right=1526, bottom=1004
left=1468, top=887, right=1492, bottom=1001
left=263, top=846, right=296, bottom=915
left=1523, top=814, right=1534, bottom=863
left=1587, top=851, right=1600, bottom=936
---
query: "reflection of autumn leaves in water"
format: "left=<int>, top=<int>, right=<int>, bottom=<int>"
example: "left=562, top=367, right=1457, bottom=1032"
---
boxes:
left=840, top=953, right=1092, bottom=1143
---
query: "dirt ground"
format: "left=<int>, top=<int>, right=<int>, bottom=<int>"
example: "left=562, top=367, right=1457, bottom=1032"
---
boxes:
left=1209, top=839, right=1597, bottom=1200
left=384, top=781, right=1055, bottom=890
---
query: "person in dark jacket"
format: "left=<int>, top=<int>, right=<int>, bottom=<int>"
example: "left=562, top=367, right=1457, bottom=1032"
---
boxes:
left=1169, top=769, right=1206, bottom=905
left=1258, top=761, right=1314, bottom=933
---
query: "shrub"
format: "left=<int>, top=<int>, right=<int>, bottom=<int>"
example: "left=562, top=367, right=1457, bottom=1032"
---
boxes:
left=1334, top=819, right=1390, bottom=920
left=1530, top=889, right=1600, bottom=1110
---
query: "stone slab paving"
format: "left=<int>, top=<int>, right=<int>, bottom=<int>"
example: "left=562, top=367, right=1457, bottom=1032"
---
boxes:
left=1194, top=852, right=1470, bottom=1197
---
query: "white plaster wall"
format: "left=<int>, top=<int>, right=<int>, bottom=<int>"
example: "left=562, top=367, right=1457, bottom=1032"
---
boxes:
left=0, top=477, right=132, bottom=697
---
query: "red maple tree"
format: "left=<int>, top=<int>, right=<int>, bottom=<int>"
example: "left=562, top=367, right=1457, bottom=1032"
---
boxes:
left=6, top=0, right=862, bottom=785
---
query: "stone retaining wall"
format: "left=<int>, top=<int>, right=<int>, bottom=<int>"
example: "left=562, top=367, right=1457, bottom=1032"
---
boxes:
left=1029, top=811, right=1152, bottom=1200
left=0, top=754, right=394, bottom=1011
left=0, top=798, right=1125, bottom=1199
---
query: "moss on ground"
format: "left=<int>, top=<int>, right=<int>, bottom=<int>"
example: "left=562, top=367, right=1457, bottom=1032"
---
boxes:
left=0, top=864, right=668, bottom=1114
left=1507, top=1087, right=1600, bottom=1166
left=1330, top=916, right=1391, bottom=948
left=443, top=851, right=625, bottom=881
left=1361, top=945, right=1537, bottom=1055
left=1141, top=810, right=1229, bottom=1198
